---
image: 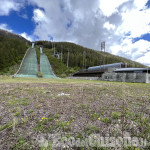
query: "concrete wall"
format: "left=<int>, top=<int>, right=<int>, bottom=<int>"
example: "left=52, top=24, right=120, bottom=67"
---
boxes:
left=146, top=74, right=150, bottom=83
left=70, top=73, right=150, bottom=83
left=101, top=72, right=149, bottom=83
left=68, top=77, right=99, bottom=80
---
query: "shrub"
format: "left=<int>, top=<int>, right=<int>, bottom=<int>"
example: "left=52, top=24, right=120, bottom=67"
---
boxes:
left=37, top=72, right=43, bottom=78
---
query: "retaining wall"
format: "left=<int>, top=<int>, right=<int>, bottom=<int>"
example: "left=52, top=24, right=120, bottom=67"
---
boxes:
left=68, top=77, right=99, bottom=80
left=101, top=72, right=149, bottom=83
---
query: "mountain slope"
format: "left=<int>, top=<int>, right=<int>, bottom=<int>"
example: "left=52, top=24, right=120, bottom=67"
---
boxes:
left=0, top=30, right=146, bottom=76
left=35, top=41, right=146, bottom=70
left=0, top=29, right=29, bottom=42
left=0, top=30, right=29, bottom=74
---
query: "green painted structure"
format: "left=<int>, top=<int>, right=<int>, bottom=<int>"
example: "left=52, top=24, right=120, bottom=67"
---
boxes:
left=14, top=47, right=57, bottom=78
left=40, top=54, right=57, bottom=78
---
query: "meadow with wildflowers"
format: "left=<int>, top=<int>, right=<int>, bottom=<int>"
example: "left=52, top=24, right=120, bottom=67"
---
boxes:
left=0, top=76, right=150, bottom=149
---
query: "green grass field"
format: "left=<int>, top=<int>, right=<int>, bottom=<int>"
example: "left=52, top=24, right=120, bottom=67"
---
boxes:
left=0, top=76, right=150, bottom=149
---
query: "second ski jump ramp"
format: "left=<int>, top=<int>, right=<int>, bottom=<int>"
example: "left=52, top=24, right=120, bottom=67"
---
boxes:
left=40, top=54, right=57, bottom=78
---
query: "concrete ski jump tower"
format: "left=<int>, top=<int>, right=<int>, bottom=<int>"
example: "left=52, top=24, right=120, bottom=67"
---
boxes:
left=40, top=47, right=43, bottom=54
left=32, top=42, right=35, bottom=48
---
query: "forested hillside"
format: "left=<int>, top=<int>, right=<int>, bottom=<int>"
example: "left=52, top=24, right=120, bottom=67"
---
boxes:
left=0, top=29, right=29, bottom=42
left=0, top=29, right=146, bottom=76
left=35, top=41, right=146, bottom=69
left=0, top=35, right=28, bottom=73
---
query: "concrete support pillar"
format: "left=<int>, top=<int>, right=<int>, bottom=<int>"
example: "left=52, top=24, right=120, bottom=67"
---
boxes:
left=133, top=73, right=136, bottom=83
left=146, top=73, right=149, bottom=83
left=122, top=73, right=126, bottom=82
left=40, top=47, right=43, bottom=54
left=32, top=43, right=34, bottom=48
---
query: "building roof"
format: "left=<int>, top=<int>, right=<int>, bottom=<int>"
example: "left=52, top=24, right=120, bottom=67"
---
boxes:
left=115, top=68, right=150, bottom=72
left=88, top=62, right=123, bottom=70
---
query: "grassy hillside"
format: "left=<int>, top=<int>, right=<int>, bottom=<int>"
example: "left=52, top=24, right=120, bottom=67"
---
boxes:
left=35, top=41, right=146, bottom=70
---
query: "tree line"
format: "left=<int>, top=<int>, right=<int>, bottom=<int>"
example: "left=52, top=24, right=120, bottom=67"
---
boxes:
left=35, top=40, right=146, bottom=70
left=0, top=35, right=27, bottom=72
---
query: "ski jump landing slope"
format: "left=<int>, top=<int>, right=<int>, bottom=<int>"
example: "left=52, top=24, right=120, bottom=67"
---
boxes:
left=15, top=48, right=38, bottom=78
left=40, top=54, right=57, bottom=78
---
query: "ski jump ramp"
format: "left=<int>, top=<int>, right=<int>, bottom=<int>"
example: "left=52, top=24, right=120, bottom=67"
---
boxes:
left=14, top=47, right=57, bottom=78
left=14, top=48, right=38, bottom=78
left=40, top=54, right=57, bottom=78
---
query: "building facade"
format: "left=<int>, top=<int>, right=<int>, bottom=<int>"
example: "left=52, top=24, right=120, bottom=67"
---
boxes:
left=101, top=72, right=150, bottom=83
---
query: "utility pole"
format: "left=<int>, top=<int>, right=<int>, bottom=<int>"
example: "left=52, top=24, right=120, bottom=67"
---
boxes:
left=101, top=41, right=105, bottom=70
left=67, top=48, right=69, bottom=68
left=147, top=67, right=149, bottom=83
left=52, top=41, right=53, bottom=54
left=83, top=51, right=86, bottom=69
left=54, top=42, right=55, bottom=56
left=40, top=47, right=43, bottom=54
left=85, top=51, right=86, bottom=69
left=100, top=44, right=102, bottom=66
left=83, top=51, right=84, bottom=69
left=61, top=45, right=63, bottom=63
left=32, top=42, right=35, bottom=48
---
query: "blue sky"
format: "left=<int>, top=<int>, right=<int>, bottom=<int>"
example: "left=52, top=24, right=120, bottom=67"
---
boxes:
left=0, top=6, right=34, bottom=34
left=0, top=0, right=150, bottom=66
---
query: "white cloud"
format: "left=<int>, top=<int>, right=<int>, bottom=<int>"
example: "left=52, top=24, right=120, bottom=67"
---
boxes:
left=134, top=0, right=148, bottom=10
left=137, top=52, right=150, bottom=66
left=0, top=0, right=23, bottom=16
left=30, top=0, right=107, bottom=47
left=33, top=9, right=48, bottom=23
left=0, top=23, right=13, bottom=32
left=117, top=8, right=150, bottom=38
left=20, top=32, right=33, bottom=41
left=21, top=14, right=28, bottom=19
left=104, top=22, right=115, bottom=30
left=99, top=0, right=129, bottom=17
left=28, top=0, right=150, bottom=66
left=110, top=39, right=150, bottom=66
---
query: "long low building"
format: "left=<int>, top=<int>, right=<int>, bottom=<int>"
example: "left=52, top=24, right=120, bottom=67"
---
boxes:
left=73, top=63, right=150, bottom=83
left=73, top=62, right=124, bottom=77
